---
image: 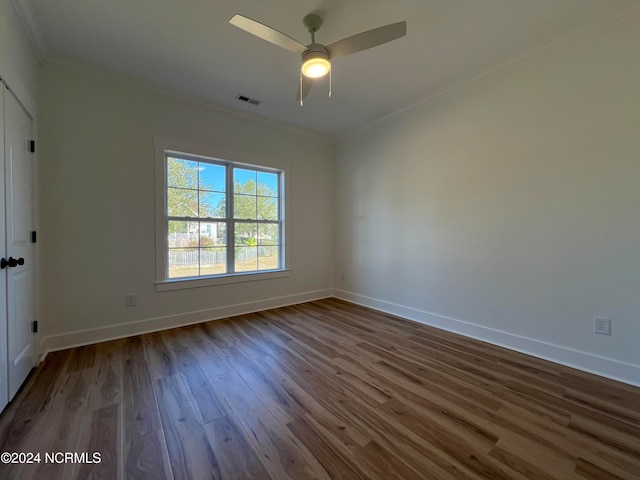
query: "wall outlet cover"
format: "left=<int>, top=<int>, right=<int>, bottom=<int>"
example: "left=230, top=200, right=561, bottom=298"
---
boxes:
left=125, top=294, right=138, bottom=307
left=593, top=316, right=611, bottom=335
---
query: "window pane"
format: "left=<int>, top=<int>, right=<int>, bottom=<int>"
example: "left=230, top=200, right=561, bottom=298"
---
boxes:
left=163, top=150, right=283, bottom=282
left=234, top=222, right=257, bottom=246
left=200, top=192, right=225, bottom=218
left=234, top=168, right=257, bottom=195
left=199, top=163, right=225, bottom=192
left=235, top=246, right=257, bottom=272
left=168, top=249, right=199, bottom=278
left=234, top=194, right=256, bottom=219
left=258, top=246, right=279, bottom=271
left=168, top=187, right=198, bottom=217
left=200, top=247, right=227, bottom=276
left=200, top=222, right=226, bottom=246
left=168, top=221, right=199, bottom=248
left=168, top=158, right=198, bottom=189
left=257, top=197, right=278, bottom=221
left=258, top=224, right=279, bottom=245
left=258, top=172, right=278, bottom=197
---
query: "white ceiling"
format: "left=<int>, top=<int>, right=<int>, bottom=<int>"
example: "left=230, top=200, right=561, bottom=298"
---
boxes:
left=16, top=0, right=638, bottom=135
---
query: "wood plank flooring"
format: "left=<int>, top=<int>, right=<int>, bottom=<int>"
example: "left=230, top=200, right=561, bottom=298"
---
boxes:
left=0, top=298, right=638, bottom=479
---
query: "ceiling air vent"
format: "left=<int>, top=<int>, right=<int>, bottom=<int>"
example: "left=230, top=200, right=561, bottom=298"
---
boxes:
left=236, top=94, right=261, bottom=106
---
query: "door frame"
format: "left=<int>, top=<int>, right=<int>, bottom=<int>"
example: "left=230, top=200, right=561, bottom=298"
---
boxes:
left=0, top=76, right=38, bottom=409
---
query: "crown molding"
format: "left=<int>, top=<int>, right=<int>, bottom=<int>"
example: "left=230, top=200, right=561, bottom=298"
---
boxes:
left=42, top=58, right=334, bottom=143
left=14, top=0, right=640, bottom=141
left=10, top=0, right=48, bottom=62
left=341, top=2, right=640, bottom=140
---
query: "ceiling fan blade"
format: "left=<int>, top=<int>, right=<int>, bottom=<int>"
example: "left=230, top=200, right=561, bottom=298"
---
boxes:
left=229, top=14, right=307, bottom=55
left=327, top=21, right=406, bottom=58
left=296, top=77, right=314, bottom=103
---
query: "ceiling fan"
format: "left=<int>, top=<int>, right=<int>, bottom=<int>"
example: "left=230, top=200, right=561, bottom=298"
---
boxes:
left=229, top=13, right=407, bottom=105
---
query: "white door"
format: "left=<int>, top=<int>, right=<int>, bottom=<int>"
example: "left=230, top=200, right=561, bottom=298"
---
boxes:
left=0, top=83, right=8, bottom=411
left=4, top=85, right=36, bottom=400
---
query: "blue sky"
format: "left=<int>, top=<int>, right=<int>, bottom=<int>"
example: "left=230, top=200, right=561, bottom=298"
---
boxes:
left=169, top=157, right=278, bottom=196
left=199, top=162, right=225, bottom=192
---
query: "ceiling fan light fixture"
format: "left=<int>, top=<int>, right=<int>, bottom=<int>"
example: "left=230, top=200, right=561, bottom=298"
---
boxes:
left=301, top=49, right=331, bottom=78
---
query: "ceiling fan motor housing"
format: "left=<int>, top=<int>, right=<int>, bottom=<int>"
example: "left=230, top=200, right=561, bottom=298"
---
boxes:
left=303, top=44, right=329, bottom=60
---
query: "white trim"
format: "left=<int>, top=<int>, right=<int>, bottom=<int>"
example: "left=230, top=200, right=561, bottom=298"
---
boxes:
left=39, top=288, right=640, bottom=388
left=12, top=1, right=640, bottom=140
left=154, top=137, right=167, bottom=284
left=341, top=2, right=640, bottom=140
left=2, top=0, right=38, bottom=116
left=156, top=269, right=291, bottom=292
left=154, top=136, right=291, bottom=171
left=0, top=75, right=36, bottom=120
left=154, top=136, right=288, bottom=289
left=44, top=59, right=331, bottom=141
left=10, top=0, right=48, bottom=62
left=334, top=289, right=640, bottom=388
left=40, top=289, right=334, bottom=357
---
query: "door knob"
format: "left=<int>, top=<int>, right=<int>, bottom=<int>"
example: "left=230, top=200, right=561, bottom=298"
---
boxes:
left=0, top=257, right=24, bottom=268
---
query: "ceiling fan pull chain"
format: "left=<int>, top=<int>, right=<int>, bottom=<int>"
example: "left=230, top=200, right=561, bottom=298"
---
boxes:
left=300, top=71, right=304, bottom=106
left=329, top=68, right=332, bottom=98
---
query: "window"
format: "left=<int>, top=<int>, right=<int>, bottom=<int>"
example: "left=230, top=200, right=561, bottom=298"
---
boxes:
left=155, top=138, right=287, bottom=290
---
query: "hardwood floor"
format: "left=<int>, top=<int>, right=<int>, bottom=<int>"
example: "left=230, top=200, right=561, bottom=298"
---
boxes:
left=0, top=298, right=638, bottom=479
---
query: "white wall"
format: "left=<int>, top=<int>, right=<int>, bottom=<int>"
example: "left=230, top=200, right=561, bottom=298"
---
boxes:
left=334, top=20, right=640, bottom=385
left=38, top=65, right=334, bottom=350
left=0, top=2, right=39, bottom=112
left=32, top=8, right=640, bottom=386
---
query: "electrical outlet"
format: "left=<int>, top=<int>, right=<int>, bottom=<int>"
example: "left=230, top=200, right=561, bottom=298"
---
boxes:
left=593, top=316, right=611, bottom=335
left=125, top=294, right=137, bottom=307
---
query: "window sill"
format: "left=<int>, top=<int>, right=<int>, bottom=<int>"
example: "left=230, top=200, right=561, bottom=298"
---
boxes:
left=155, top=269, right=291, bottom=292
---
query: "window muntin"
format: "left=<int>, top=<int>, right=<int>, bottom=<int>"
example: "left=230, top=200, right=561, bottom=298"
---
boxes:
left=165, top=153, right=283, bottom=280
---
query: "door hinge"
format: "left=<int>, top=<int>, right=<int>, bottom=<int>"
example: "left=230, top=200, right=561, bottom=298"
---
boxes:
left=31, top=231, right=37, bottom=243
left=32, top=321, right=38, bottom=333
left=29, top=140, right=35, bottom=153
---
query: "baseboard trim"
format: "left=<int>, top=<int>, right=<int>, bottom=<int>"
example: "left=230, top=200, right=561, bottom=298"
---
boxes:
left=334, top=289, right=640, bottom=388
left=39, top=287, right=639, bottom=387
left=40, top=289, right=334, bottom=359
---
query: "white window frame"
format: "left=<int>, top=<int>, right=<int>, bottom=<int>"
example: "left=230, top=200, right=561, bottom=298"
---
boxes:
left=154, top=137, right=290, bottom=291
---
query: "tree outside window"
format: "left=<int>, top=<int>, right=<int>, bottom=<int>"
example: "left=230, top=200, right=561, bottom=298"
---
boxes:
left=165, top=155, right=282, bottom=279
